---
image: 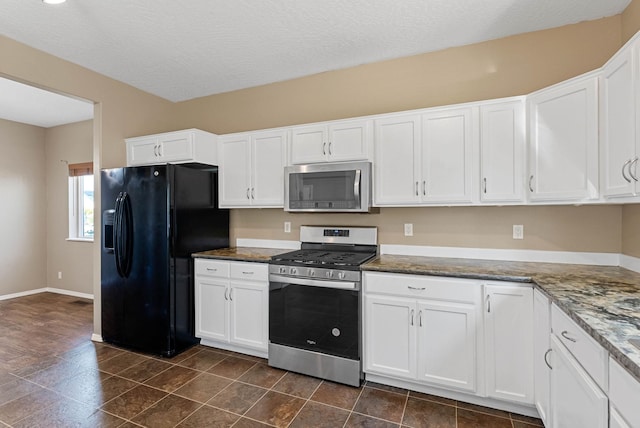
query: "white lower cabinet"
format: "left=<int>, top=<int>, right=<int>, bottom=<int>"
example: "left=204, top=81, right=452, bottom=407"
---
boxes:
left=533, top=289, right=552, bottom=427
left=194, top=259, right=268, bottom=356
left=364, top=272, right=481, bottom=394
left=609, top=358, right=640, bottom=428
left=549, top=334, right=608, bottom=428
left=483, top=283, right=534, bottom=405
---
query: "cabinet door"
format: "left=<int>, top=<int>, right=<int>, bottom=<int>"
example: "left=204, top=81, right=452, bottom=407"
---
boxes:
left=421, top=107, right=477, bottom=203
left=218, top=134, right=252, bottom=207
left=127, top=137, right=160, bottom=166
left=416, top=300, right=477, bottom=392
left=600, top=45, right=637, bottom=198
left=195, top=278, right=229, bottom=342
left=290, top=124, right=327, bottom=164
left=364, top=295, right=416, bottom=379
left=480, top=100, right=525, bottom=203
left=328, top=119, right=371, bottom=162
left=158, top=131, right=193, bottom=162
left=374, top=115, right=421, bottom=205
left=252, top=130, right=286, bottom=207
left=528, top=76, right=599, bottom=202
left=229, top=280, right=268, bottom=351
left=533, top=289, right=551, bottom=427
left=610, top=406, right=632, bottom=428
left=550, top=335, right=608, bottom=428
left=484, top=284, right=533, bottom=404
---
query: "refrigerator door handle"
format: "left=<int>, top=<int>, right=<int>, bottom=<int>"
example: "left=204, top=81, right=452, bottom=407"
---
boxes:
left=114, top=192, right=124, bottom=278
left=120, top=192, right=134, bottom=278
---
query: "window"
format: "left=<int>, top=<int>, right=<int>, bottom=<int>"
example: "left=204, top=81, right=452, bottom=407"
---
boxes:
left=68, top=162, right=94, bottom=241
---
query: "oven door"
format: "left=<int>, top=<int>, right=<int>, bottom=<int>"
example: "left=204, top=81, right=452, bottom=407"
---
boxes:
left=268, top=274, right=361, bottom=360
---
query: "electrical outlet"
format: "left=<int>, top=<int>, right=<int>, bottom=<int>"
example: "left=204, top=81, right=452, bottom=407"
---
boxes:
left=57, top=271, right=63, bottom=280
left=404, top=223, right=413, bottom=237
left=513, top=225, right=524, bottom=240
left=284, top=222, right=291, bottom=233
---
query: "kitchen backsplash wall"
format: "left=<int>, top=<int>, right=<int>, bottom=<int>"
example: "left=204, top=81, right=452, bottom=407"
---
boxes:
left=231, top=205, right=623, bottom=254
left=622, top=205, right=640, bottom=258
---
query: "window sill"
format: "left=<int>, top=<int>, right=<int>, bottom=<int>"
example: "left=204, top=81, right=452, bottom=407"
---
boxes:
left=66, top=238, right=94, bottom=243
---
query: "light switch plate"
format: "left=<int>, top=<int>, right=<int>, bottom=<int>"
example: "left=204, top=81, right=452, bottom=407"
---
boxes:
left=284, top=222, right=291, bottom=233
left=513, top=225, right=524, bottom=240
left=404, top=223, right=413, bottom=237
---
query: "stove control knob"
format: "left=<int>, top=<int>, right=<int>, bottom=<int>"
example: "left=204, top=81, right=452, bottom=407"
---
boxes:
left=309, top=269, right=315, bottom=277
left=279, top=266, right=286, bottom=274
left=338, top=272, right=345, bottom=280
left=326, top=271, right=334, bottom=278
left=290, top=267, right=297, bottom=275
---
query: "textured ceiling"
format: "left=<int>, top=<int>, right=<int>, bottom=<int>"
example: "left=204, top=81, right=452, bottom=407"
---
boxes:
left=0, top=0, right=632, bottom=105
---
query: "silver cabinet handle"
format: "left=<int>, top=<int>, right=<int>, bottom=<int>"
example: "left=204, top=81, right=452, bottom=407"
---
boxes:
left=487, top=294, right=491, bottom=313
left=153, top=145, right=159, bottom=157
left=206, top=268, right=217, bottom=272
left=246, top=188, right=250, bottom=199
left=422, top=181, right=426, bottom=196
left=544, top=348, right=553, bottom=369
left=561, top=330, right=577, bottom=343
left=622, top=159, right=632, bottom=183
left=410, top=309, right=414, bottom=326
left=158, top=144, right=162, bottom=157
left=415, top=181, right=419, bottom=196
left=408, top=286, right=426, bottom=291
left=322, top=142, right=327, bottom=155
left=251, top=188, right=255, bottom=199
left=328, top=142, right=332, bottom=155
left=483, top=178, right=487, bottom=194
left=224, top=288, right=229, bottom=300
left=418, top=310, right=423, bottom=327
left=229, top=288, right=233, bottom=301
left=242, top=271, right=254, bottom=275
left=529, top=175, right=534, bottom=193
left=630, top=157, right=639, bottom=182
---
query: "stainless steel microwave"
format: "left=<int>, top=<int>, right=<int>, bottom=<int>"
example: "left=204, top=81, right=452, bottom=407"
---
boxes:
left=284, top=161, right=373, bottom=212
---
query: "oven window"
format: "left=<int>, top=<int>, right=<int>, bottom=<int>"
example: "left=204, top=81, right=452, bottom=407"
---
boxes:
left=269, top=281, right=360, bottom=360
left=288, top=170, right=360, bottom=210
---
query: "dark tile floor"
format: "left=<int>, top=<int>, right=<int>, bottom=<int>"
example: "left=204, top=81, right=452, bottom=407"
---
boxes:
left=0, top=293, right=545, bottom=427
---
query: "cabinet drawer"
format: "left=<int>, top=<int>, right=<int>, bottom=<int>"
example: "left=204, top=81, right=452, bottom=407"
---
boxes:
left=551, top=304, right=608, bottom=390
left=609, top=358, right=640, bottom=428
left=230, top=262, right=268, bottom=281
left=364, top=272, right=479, bottom=302
left=195, top=259, right=230, bottom=278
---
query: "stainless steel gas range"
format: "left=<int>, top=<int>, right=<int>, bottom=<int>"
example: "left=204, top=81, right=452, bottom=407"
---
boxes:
left=267, top=226, right=378, bottom=387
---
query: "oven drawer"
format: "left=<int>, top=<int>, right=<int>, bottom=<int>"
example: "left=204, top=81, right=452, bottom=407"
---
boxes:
left=195, top=259, right=229, bottom=278
left=364, top=272, right=480, bottom=302
left=230, top=262, right=268, bottom=281
left=551, top=304, right=608, bottom=391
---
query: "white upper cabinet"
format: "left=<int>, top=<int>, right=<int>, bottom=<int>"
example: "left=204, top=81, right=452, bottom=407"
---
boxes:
left=421, top=106, right=477, bottom=204
left=479, top=99, right=525, bottom=203
left=600, top=38, right=639, bottom=198
left=374, top=106, right=477, bottom=206
left=290, top=119, right=372, bottom=164
left=374, top=114, right=422, bottom=205
left=528, top=73, right=599, bottom=202
left=218, top=129, right=286, bottom=208
left=126, top=129, right=218, bottom=166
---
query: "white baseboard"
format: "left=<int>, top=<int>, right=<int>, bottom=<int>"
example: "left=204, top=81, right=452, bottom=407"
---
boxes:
left=236, top=238, right=300, bottom=250
left=620, top=254, right=640, bottom=273
left=0, top=287, right=93, bottom=301
left=380, top=244, right=620, bottom=266
left=0, top=288, right=47, bottom=301
left=91, top=334, right=103, bottom=342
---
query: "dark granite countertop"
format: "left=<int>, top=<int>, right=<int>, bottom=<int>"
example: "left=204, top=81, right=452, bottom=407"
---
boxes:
left=363, top=255, right=640, bottom=384
left=193, top=247, right=287, bottom=263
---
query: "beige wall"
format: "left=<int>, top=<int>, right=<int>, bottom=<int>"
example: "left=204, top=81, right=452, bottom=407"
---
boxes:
left=175, top=17, right=620, bottom=134
left=0, top=119, right=47, bottom=296
left=45, top=120, right=94, bottom=295
left=174, top=16, right=626, bottom=253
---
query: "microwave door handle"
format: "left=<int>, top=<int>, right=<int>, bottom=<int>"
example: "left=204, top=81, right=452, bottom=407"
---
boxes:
left=354, top=169, right=361, bottom=201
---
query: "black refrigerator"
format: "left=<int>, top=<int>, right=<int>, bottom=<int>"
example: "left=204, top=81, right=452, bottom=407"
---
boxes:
left=101, top=163, right=229, bottom=357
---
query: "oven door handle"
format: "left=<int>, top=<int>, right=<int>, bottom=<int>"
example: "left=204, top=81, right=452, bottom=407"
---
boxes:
left=269, top=274, right=358, bottom=290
